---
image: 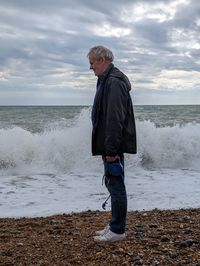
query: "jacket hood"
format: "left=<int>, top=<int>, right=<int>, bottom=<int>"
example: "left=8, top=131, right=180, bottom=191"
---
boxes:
left=110, top=67, right=132, bottom=91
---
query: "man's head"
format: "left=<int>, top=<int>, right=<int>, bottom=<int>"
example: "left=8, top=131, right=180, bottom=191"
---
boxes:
left=87, top=45, right=114, bottom=77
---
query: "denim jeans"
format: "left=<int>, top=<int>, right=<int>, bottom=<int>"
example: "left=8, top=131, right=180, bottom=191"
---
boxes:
left=102, top=155, right=127, bottom=234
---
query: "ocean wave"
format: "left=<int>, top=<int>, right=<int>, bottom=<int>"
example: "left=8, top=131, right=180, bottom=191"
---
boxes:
left=0, top=108, right=200, bottom=175
left=137, top=120, right=200, bottom=169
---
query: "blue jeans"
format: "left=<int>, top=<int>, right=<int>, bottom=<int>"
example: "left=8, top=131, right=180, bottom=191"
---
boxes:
left=102, top=155, right=127, bottom=234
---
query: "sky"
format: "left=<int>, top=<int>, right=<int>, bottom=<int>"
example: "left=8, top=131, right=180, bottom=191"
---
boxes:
left=0, top=0, right=200, bottom=105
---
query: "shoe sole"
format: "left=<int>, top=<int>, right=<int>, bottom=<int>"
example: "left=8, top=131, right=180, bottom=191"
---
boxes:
left=93, top=236, right=125, bottom=242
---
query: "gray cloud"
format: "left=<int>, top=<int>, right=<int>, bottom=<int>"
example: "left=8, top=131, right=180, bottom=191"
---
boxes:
left=0, top=0, right=199, bottom=105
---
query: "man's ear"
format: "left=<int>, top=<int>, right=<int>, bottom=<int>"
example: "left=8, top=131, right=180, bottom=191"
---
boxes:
left=99, top=57, right=106, bottom=63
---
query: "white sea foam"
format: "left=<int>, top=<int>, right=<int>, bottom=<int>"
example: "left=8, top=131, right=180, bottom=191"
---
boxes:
left=137, top=120, right=200, bottom=169
left=0, top=108, right=200, bottom=177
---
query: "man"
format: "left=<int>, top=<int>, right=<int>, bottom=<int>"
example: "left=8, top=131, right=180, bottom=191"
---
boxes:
left=87, top=45, right=137, bottom=242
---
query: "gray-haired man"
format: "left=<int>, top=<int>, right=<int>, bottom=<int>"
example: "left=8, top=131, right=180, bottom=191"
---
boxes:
left=87, top=45, right=137, bottom=242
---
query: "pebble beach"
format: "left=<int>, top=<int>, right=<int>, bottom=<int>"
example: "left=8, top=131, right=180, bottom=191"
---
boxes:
left=1, top=208, right=200, bottom=265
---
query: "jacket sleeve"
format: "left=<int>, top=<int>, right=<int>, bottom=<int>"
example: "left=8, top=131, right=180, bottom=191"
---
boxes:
left=104, top=78, right=128, bottom=156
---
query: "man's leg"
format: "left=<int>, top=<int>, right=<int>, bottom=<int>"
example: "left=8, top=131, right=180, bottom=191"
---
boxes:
left=104, top=155, right=127, bottom=234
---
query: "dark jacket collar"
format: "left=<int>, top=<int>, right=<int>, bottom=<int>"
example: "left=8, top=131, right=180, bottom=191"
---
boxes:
left=97, top=63, right=114, bottom=85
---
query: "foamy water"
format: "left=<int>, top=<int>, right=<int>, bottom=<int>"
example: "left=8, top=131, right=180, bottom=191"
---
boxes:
left=0, top=106, right=200, bottom=217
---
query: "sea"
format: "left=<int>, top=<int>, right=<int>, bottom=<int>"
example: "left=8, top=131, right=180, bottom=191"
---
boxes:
left=0, top=105, right=200, bottom=218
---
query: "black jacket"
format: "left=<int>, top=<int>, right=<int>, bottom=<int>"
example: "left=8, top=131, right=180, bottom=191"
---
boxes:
left=92, top=63, right=137, bottom=156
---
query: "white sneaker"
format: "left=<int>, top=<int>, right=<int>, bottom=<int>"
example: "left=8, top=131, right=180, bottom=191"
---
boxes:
left=95, top=224, right=110, bottom=236
left=94, top=229, right=125, bottom=242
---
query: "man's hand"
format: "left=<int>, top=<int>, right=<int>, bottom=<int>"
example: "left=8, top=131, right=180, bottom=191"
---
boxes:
left=106, top=155, right=118, bottom=162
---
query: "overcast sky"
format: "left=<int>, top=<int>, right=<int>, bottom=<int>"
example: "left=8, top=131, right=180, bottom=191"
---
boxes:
left=0, top=0, right=200, bottom=105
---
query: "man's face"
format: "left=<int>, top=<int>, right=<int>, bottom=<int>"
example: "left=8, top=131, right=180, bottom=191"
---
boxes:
left=89, top=56, right=105, bottom=77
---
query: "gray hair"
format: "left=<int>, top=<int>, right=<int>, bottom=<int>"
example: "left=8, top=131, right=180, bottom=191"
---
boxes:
left=87, top=45, right=114, bottom=62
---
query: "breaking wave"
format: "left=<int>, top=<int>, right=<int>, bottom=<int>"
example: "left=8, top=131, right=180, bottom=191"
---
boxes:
left=0, top=108, right=200, bottom=175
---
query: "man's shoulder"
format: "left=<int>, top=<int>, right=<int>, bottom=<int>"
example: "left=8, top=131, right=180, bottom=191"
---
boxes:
left=107, top=68, right=131, bottom=91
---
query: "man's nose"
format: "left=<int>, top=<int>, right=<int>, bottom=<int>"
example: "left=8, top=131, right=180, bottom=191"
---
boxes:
left=90, top=65, right=93, bottom=70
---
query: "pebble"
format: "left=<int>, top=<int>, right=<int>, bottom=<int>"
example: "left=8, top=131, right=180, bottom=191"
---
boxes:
left=17, top=242, right=24, bottom=246
left=179, top=239, right=198, bottom=248
left=135, top=224, right=143, bottom=228
left=183, top=215, right=191, bottom=222
left=125, top=251, right=134, bottom=257
left=10, top=230, right=21, bottom=234
left=121, top=262, right=129, bottom=266
left=133, top=257, right=144, bottom=265
left=112, top=254, right=116, bottom=260
left=134, top=255, right=142, bottom=261
left=170, top=252, right=178, bottom=259
left=118, top=248, right=124, bottom=252
left=135, top=224, right=143, bottom=238
left=160, top=235, right=170, bottom=242
left=149, top=224, right=158, bottom=229
left=51, top=219, right=65, bottom=224
left=183, top=227, right=192, bottom=234
left=152, top=259, right=160, bottom=266
left=96, top=252, right=103, bottom=255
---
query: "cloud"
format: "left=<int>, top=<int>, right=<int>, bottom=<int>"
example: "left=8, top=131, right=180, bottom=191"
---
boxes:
left=0, top=0, right=199, bottom=105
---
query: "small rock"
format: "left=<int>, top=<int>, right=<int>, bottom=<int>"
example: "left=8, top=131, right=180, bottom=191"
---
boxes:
left=149, top=224, right=158, bottom=228
left=135, top=232, right=143, bottom=239
left=10, top=230, right=21, bottom=234
left=179, top=239, right=198, bottom=248
left=121, top=262, right=129, bottom=266
left=112, top=254, right=116, bottom=260
left=133, top=256, right=144, bottom=265
left=135, top=224, right=143, bottom=228
left=152, top=259, right=160, bottom=266
left=126, top=251, right=134, bottom=257
left=96, top=251, right=103, bottom=255
left=183, top=227, right=192, bottom=234
left=162, top=248, right=170, bottom=253
left=138, top=260, right=144, bottom=265
left=17, top=242, right=24, bottom=246
left=183, top=215, right=191, bottom=222
left=135, top=228, right=142, bottom=233
left=170, top=252, right=178, bottom=259
left=134, top=255, right=141, bottom=261
left=136, top=224, right=143, bottom=230
left=160, top=235, right=170, bottom=242
left=118, top=248, right=124, bottom=252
